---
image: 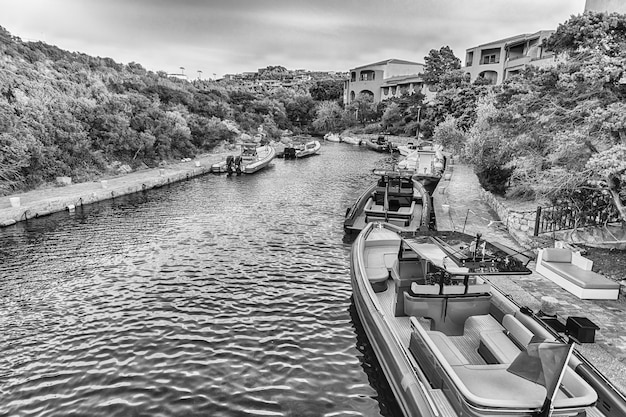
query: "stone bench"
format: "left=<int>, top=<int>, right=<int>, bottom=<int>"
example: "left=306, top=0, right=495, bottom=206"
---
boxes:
left=536, top=248, right=619, bottom=300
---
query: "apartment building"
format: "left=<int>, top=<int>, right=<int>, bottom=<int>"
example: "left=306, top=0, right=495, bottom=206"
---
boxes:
left=463, top=30, right=557, bottom=85
left=343, top=59, right=428, bottom=105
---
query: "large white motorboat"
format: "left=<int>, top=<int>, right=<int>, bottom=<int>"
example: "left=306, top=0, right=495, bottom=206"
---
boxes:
left=211, top=143, right=275, bottom=175
left=350, top=222, right=626, bottom=417
left=344, top=170, right=431, bottom=234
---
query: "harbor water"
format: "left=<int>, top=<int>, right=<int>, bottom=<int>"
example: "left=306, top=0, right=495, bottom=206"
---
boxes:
left=0, top=143, right=405, bottom=417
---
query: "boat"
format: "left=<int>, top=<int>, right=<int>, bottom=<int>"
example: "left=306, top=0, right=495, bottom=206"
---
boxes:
left=295, top=140, right=321, bottom=158
left=211, top=143, right=275, bottom=175
left=398, top=142, right=446, bottom=192
left=350, top=222, right=626, bottom=417
left=324, top=132, right=341, bottom=142
left=272, top=141, right=286, bottom=158
left=344, top=170, right=431, bottom=234
left=397, top=142, right=418, bottom=156
left=366, top=135, right=391, bottom=152
left=341, top=135, right=362, bottom=145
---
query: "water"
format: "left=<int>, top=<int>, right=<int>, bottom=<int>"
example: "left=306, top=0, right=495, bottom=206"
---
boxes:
left=0, top=143, right=404, bottom=417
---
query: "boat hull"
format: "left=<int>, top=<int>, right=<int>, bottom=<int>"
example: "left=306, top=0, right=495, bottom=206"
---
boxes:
left=243, top=145, right=275, bottom=174
left=350, top=228, right=439, bottom=417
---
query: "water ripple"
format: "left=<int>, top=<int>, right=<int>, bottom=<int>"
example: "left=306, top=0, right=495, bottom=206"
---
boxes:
left=0, top=144, right=403, bottom=417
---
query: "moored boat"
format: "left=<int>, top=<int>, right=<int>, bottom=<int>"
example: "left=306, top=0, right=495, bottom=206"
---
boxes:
left=240, top=143, right=275, bottom=173
left=351, top=222, right=626, bottom=417
left=344, top=170, right=431, bottom=234
left=211, top=143, right=275, bottom=175
left=324, top=132, right=341, bottom=142
left=397, top=142, right=418, bottom=156
left=341, top=135, right=362, bottom=145
left=398, top=142, right=446, bottom=192
left=366, top=135, right=391, bottom=152
left=295, top=140, right=321, bottom=158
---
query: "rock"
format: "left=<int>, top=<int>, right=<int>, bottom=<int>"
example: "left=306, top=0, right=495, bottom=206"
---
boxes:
left=55, top=176, right=72, bottom=186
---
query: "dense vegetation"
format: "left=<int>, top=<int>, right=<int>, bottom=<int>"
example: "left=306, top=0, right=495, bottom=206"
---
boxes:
left=424, top=12, right=626, bottom=224
left=0, top=26, right=347, bottom=194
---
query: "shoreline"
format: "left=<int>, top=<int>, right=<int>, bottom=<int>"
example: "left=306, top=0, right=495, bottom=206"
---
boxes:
left=0, top=152, right=228, bottom=228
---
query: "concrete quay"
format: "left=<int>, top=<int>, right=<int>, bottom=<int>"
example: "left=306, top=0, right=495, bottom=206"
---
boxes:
left=433, top=162, right=626, bottom=396
left=0, top=153, right=227, bottom=227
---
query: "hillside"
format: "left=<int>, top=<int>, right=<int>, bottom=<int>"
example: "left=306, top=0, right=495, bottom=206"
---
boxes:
left=0, top=26, right=345, bottom=195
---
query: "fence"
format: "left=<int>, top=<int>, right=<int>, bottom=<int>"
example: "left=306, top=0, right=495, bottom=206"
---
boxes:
left=533, top=196, right=621, bottom=236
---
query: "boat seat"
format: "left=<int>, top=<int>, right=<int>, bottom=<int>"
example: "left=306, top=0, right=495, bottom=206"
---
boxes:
left=479, top=314, right=534, bottom=364
left=427, top=331, right=470, bottom=366
left=409, top=320, right=598, bottom=410
left=363, top=239, right=400, bottom=292
left=404, top=292, right=491, bottom=335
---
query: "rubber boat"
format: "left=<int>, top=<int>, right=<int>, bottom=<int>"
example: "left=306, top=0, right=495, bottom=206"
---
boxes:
left=366, top=135, right=392, bottom=152
left=324, top=132, right=341, bottom=142
left=351, top=222, right=626, bottom=417
left=341, top=135, right=362, bottom=145
left=295, top=140, right=321, bottom=158
left=344, top=170, right=431, bottom=234
left=211, top=143, right=275, bottom=175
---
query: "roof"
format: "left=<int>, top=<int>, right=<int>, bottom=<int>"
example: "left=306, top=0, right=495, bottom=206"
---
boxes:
left=466, top=30, right=554, bottom=51
left=351, top=58, right=423, bottom=71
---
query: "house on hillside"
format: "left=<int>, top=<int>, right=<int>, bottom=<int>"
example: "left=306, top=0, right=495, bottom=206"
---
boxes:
left=463, top=30, right=557, bottom=85
left=343, top=59, right=431, bottom=105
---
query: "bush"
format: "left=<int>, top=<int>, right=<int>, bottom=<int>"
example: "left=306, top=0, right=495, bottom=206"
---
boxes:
left=476, top=165, right=512, bottom=195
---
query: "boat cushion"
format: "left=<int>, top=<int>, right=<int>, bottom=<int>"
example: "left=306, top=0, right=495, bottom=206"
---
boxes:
left=541, top=262, right=620, bottom=290
left=411, top=283, right=440, bottom=295
left=541, top=248, right=572, bottom=263
left=479, top=314, right=534, bottom=364
left=427, top=331, right=469, bottom=366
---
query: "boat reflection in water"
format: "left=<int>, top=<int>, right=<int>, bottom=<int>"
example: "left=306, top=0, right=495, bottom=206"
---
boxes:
left=350, top=222, right=626, bottom=417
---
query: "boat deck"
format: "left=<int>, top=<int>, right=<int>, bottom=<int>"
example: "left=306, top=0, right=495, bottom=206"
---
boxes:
left=374, top=276, right=605, bottom=417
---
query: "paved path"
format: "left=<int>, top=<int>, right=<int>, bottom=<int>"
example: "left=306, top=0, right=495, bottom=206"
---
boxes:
left=434, top=162, right=626, bottom=395
left=0, top=153, right=228, bottom=227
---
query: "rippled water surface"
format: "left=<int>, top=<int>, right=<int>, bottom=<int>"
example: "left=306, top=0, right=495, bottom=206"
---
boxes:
left=0, top=143, right=404, bottom=417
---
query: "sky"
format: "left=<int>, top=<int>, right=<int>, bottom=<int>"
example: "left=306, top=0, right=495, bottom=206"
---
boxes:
left=1, top=0, right=588, bottom=79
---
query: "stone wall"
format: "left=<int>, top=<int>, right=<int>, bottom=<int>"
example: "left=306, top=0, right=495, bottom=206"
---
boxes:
left=479, top=188, right=541, bottom=248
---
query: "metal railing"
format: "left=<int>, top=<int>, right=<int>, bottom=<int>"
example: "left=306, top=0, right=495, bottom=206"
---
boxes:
left=533, top=197, right=621, bottom=236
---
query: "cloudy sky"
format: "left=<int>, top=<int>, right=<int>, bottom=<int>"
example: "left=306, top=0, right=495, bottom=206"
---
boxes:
left=2, top=0, right=587, bottom=78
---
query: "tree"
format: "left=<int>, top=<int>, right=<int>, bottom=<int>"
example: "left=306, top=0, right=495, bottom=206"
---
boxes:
left=312, top=100, right=343, bottom=133
left=309, top=80, right=343, bottom=101
left=422, top=46, right=461, bottom=86
left=432, top=115, right=466, bottom=157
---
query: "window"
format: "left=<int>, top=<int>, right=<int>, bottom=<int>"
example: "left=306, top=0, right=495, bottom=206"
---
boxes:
left=482, top=54, right=497, bottom=64
left=382, top=87, right=389, bottom=95
left=351, top=72, right=356, bottom=82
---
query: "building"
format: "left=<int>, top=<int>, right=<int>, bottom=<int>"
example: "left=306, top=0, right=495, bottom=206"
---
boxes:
left=343, top=59, right=428, bottom=105
left=463, top=30, right=557, bottom=85
left=585, top=0, right=626, bottom=13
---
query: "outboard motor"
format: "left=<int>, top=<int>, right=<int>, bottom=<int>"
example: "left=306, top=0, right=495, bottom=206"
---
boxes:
left=234, top=155, right=243, bottom=175
left=226, top=155, right=235, bottom=175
